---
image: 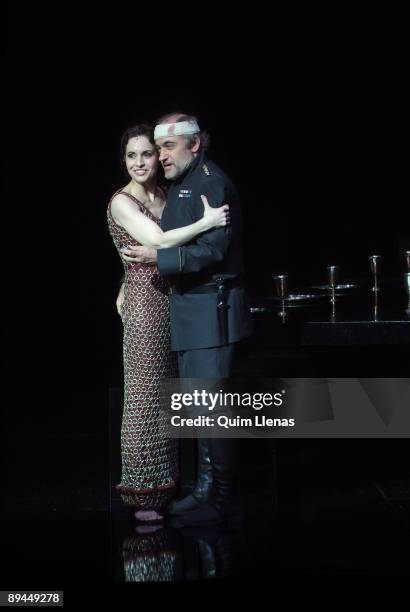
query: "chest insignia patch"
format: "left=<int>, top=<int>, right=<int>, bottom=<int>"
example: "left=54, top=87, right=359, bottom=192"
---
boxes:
left=178, top=189, right=192, bottom=199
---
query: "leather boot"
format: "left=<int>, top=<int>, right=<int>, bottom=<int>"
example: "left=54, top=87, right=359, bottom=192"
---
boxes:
left=167, top=438, right=213, bottom=515
left=169, top=438, right=239, bottom=527
left=180, top=526, right=235, bottom=579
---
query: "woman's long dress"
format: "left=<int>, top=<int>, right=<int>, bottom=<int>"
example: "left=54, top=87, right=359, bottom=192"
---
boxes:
left=107, top=189, right=178, bottom=511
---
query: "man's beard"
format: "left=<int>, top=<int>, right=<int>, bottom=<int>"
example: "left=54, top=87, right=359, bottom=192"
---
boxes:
left=171, top=157, right=194, bottom=181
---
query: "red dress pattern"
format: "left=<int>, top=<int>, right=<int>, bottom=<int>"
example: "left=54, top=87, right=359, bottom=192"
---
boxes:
left=107, top=189, right=178, bottom=511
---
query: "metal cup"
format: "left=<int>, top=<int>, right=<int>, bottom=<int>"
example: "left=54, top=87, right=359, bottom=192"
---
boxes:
left=327, top=265, right=339, bottom=305
left=405, top=272, right=410, bottom=295
left=405, top=272, right=410, bottom=314
left=330, top=299, right=336, bottom=323
left=369, top=254, right=381, bottom=274
left=273, top=275, right=288, bottom=299
left=372, top=290, right=379, bottom=322
left=327, top=265, right=339, bottom=289
left=369, top=255, right=382, bottom=292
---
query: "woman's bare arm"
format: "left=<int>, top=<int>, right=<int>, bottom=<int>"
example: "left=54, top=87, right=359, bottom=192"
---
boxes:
left=110, top=195, right=229, bottom=249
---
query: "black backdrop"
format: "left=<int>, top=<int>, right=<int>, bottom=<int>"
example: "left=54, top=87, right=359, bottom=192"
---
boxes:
left=7, top=15, right=409, bottom=478
left=5, top=10, right=410, bottom=594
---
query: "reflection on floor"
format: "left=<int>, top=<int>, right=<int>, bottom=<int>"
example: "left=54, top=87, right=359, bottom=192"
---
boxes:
left=2, top=436, right=410, bottom=587
left=111, top=439, right=410, bottom=581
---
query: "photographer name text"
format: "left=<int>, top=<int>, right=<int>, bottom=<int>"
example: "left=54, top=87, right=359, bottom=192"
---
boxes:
left=170, top=415, right=295, bottom=429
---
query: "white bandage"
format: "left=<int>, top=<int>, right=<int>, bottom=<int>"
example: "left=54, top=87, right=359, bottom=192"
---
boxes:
left=154, top=121, right=200, bottom=140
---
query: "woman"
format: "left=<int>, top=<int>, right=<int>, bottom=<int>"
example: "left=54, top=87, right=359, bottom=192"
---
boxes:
left=107, top=125, right=229, bottom=522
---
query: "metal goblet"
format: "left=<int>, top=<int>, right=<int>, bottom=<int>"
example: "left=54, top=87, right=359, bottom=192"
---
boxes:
left=405, top=273, right=410, bottom=295
left=327, top=265, right=339, bottom=288
left=372, top=290, right=379, bottom=322
left=273, top=275, right=288, bottom=323
left=369, top=255, right=382, bottom=293
left=273, top=274, right=288, bottom=299
left=405, top=250, right=410, bottom=273
left=404, top=272, right=410, bottom=312
left=326, top=265, right=339, bottom=305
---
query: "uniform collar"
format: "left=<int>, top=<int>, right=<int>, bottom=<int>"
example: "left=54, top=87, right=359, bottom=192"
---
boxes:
left=173, top=151, right=206, bottom=185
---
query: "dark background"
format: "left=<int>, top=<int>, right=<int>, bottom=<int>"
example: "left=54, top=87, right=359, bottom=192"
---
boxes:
left=9, top=18, right=409, bottom=426
left=5, top=10, right=410, bottom=593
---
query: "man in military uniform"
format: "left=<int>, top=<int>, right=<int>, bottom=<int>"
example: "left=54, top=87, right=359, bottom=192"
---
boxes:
left=122, top=112, right=252, bottom=526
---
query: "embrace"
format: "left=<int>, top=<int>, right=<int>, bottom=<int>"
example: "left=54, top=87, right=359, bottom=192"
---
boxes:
left=107, top=112, right=252, bottom=527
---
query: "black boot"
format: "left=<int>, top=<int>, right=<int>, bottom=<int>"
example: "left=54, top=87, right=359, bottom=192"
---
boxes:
left=180, top=526, right=235, bottom=580
left=170, top=438, right=239, bottom=527
left=167, top=438, right=213, bottom=515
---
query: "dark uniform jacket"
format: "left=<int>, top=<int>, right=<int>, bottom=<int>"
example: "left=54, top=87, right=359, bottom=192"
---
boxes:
left=157, top=151, right=253, bottom=351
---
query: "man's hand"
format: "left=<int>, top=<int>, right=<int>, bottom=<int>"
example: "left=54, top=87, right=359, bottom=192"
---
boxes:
left=120, top=246, right=158, bottom=264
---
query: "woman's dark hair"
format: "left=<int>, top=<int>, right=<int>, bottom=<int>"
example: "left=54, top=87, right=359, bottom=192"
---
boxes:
left=120, top=124, right=156, bottom=176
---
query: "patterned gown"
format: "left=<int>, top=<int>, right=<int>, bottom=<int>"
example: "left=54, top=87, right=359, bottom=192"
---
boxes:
left=107, top=189, right=178, bottom=511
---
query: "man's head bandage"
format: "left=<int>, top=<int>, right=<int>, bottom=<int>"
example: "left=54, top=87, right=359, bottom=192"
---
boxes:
left=154, top=121, right=200, bottom=140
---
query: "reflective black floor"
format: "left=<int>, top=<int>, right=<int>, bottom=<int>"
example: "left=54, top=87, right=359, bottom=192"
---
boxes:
left=111, top=443, right=410, bottom=582
left=2, top=434, right=410, bottom=595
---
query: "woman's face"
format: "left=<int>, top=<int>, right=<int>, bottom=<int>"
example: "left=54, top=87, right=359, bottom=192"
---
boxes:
left=125, top=136, right=158, bottom=184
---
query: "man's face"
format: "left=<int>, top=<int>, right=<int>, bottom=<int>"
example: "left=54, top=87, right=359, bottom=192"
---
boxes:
left=155, top=135, right=197, bottom=180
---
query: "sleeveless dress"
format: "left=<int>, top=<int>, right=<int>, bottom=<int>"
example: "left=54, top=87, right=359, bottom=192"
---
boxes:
left=107, top=188, right=178, bottom=511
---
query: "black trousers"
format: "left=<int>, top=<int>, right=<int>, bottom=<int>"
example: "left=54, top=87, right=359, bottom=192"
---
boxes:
left=176, top=343, right=235, bottom=378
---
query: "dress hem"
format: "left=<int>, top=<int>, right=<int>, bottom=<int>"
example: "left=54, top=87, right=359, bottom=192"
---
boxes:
left=115, top=479, right=179, bottom=495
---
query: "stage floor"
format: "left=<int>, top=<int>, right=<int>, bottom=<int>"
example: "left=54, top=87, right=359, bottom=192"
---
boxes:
left=2, top=434, right=410, bottom=586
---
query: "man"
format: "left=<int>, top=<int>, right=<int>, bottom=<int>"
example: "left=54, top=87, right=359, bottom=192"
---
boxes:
left=122, top=113, right=252, bottom=526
